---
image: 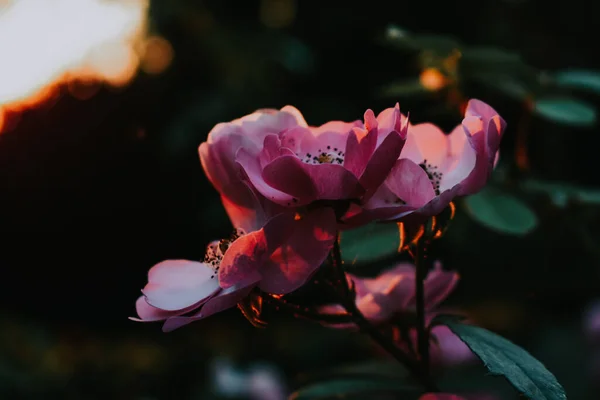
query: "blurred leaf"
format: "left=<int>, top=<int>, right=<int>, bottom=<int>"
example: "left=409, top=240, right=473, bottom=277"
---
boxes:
left=469, top=72, right=529, bottom=101
left=379, top=79, right=430, bottom=98
left=290, top=378, right=420, bottom=400
left=464, top=187, right=537, bottom=236
left=554, top=69, right=600, bottom=94
left=438, top=318, right=567, bottom=400
left=521, top=179, right=600, bottom=207
left=413, top=34, right=461, bottom=54
left=461, top=47, right=522, bottom=66
left=533, top=97, right=597, bottom=127
left=340, top=222, right=399, bottom=264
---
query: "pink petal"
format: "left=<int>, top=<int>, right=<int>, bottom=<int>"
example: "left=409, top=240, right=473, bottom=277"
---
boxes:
left=235, top=108, right=303, bottom=137
left=465, top=99, right=507, bottom=139
left=219, top=187, right=265, bottom=233
left=345, top=264, right=417, bottom=322
left=424, top=263, right=460, bottom=311
left=260, top=134, right=296, bottom=167
left=130, top=296, right=181, bottom=322
left=161, top=285, right=255, bottom=332
left=438, top=124, right=476, bottom=193
left=431, top=325, right=476, bottom=367
left=343, top=128, right=377, bottom=178
left=375, top=103, right=408, bottom=145
left=200, top=127, right=259, bottom=201
left=359, top=130, right=406, bottom=201
left=419, top=184, right=461, bottom=217
left=263, top=156, right=364, bottom=202
left=453, top=116, right=493, bottom=196
left=455, top=99, right=506, bottom=196
left=142, top=260, right=220, bottom=311
left=385, top=158, right=436, bottom=207
left=258, top=207, right=337, bottom=294
left=312, top=120, right=363, bottom=137
left=343, top=184, right=416, bottom=226
left=236, top=147, right=298, bottom=205
left=261, top=155, right=317, bottom=202
left=280, top=105, right=308, bottom=127
left=279, top=125, right=316, bottom=154
left=219, top=213, right=296, bottom=289
left=401, top=123, right=449, bottom=168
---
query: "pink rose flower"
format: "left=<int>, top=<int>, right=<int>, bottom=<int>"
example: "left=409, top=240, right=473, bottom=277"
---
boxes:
left=344, top=99, right=506, bottom=225
left=199, top=104, right=408, bottom=214
left=132, top=206, right=336, bottom=332
left=319, top=262, right=475, bottom=367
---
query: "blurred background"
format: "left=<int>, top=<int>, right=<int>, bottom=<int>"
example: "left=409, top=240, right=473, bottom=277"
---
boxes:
left=1, top=0, right=600, bottom=398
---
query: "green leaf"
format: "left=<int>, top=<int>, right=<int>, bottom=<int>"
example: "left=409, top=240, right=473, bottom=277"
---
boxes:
left=464, top=187, right=538, bottom=236
left=438, top=318, right=567, bottom=400
left=554, top=69, right=600, bottom=94
left=413, top=34, right=461, bottom=54
left=533, top=97, right=597, bottom=127
left=461, top=47, right=523, bottom=70
left=289, top=378, right=420, bottom=400
left=340, top=222, right=400, bottom=264
left=521, top=179, right=600, bottom=207
left=469, top=72, right=529, bottom=101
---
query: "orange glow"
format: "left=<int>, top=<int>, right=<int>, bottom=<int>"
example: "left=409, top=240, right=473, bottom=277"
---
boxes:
left=419, top=68, right=448, bottom=91
left=140, top=36, right=174, bottom=75
left=0, top=0, right=173, bottom=132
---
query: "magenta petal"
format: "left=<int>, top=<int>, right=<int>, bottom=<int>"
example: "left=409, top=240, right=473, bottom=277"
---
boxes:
left=162, top=285, right=255, bottom=332
left=261, top=155, right=317, bottom=202
left=236, top=147, right=297, bottom=205
left=219, top=184, right=267, bottom=233
left=130, top=296, right=181, bottom=322
left=218, top=233, right=269, bottom=290
left=142, top=260, right=220, bottom=311
left=264, top=156, right=364, bottom=202
left=376, top=103, right=408, bottom=144
left=418, top=184, right=461, bottom=218
left=454, top=116, right=492, bottom=196
left=438, top=125, right=476, bottom=193
left=260, top=134, right=296, bottom=166
left=455, top=99, right=506, bottom=196
left=343, top=129, right=375, bottom=178
left=343, top=182, right=417, bottom=226
left=360, top=130, right=406, bottom=201
left=199, top=125, right=247, bottom=199
left=431, top=325, right=476, bottom=367
left=386, top=159, right=436, bottom=207
left=219, top=213, right=296, bottom=289
left=424, top=263, right=460, bottom=311
left=258, top=207, right=337, bottom=294
left=343, top=112, right=378, bottom=178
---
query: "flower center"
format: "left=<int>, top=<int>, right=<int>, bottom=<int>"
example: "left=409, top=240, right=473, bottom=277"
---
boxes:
left=298, top=145, right=345, bottom=165
left=419, top=159, right=442, bottom=196
left=204, top=228, right=246, bottom=279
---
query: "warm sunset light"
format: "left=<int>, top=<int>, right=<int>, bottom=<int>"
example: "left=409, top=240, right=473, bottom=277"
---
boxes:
left=0, top=0, right=171, bottom=132
left=419, top=67, right=448, bottom=91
